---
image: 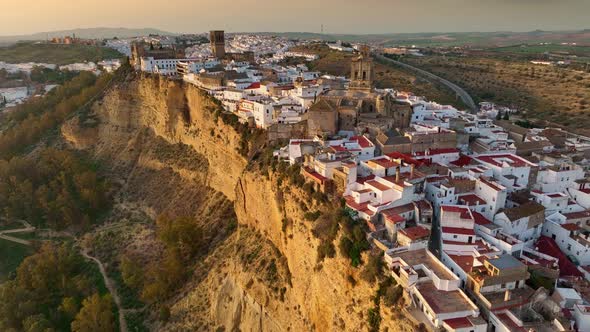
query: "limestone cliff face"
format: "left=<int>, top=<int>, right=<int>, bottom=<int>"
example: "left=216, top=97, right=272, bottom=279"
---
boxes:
left=63, top=74, right=246, bottom=200
left=63, top=75, right=415, bottom=331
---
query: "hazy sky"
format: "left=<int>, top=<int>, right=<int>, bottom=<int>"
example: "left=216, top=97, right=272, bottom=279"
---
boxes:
left=2, top=0, right=590, bottom=36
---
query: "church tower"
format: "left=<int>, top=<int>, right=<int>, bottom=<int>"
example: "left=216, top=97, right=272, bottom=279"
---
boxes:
left=349, top=45, right=373, bottom=91
left=210, top=30, right=226, bottom=59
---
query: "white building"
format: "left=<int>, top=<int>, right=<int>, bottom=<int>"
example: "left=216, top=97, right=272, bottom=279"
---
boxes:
left=237, top=99, right=274, bottom=129
left=385, top=248, right=486, bottom=331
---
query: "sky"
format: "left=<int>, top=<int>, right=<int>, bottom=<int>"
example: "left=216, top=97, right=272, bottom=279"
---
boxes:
left=1, top=0, right=590, bottom=36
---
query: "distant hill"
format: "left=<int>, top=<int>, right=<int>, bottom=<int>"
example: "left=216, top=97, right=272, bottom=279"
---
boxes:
left=257, top=30, right=590, bottom=47
left=0, top=27, right=177, bottom=44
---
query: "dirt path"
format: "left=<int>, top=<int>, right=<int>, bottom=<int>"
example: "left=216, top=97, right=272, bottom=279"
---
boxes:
left=2, top=220, right=129, bottom=331
left=0, top=219, right=35, bottom=245
left=81, top=247, right=128, bottom=332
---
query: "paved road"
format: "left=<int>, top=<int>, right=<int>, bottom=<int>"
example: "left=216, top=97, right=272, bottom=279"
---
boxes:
left=375, top=55, right=478, bottom=112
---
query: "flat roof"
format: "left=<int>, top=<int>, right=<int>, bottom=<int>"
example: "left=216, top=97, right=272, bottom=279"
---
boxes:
left=416, top=282, right=475, bottom=314
left=488, top=254, right=525, bottom=271
left=395, top=248, right=455, bottom=280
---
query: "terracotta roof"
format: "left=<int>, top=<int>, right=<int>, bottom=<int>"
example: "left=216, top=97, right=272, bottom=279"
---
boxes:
left=350, top=135, right=373, bottom=148
left=399, top=226, right=430, bottom=240
left=441, top=205, right=473, bottom=220
left=442, top=227, right=475, bottom=236
left=446, top=253, right=475, bottom=274
left=385, top=151, right=423, bottom=166
left=562, top=223, right=580, bottom=231
left=535, top=236, right=583, bottom=277
left=414, top=148, right=459, bottom=156
left=245, top=82, right=261, bottom=89
left=472, top=211, right=491, bottom=225
left=563, top=210, right=590, bottom=220
left=382, top=203, right=415, bottom=216
left=476, top=154, right=535, bottom=168
left=450, top=155, right=474, bottom=167
left=458, top=194, right=487, bottom=206
left=443, top=317, right=473, bottom=329
left=367, top=157, right=399, bottom=169
left=365, top=180, right=392, bottom=191
left=384, top=213, right=405, bottom=224
left=479, top=177, right=504, bottom=191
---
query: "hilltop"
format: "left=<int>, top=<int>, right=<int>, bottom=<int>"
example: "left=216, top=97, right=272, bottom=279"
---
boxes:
left=0, top=27, right=177, bottom=44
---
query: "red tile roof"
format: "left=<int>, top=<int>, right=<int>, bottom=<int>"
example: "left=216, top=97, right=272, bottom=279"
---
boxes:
left=365, top=180, right=392, bottom=191
left=302, top=167, right=327, bottom=183
left=385, top=151, right=424, bottom=166
left=442, top=227, right=475, bottom=235
left=472, top=211, right=492, bottom=225
left=535, top=236, right=583, bottom=277
left=414, top=148, right=460, bottom=156
left=479, top=177, right=504, bottom=191
left=458, top=194, right=487, bottom=206
left=399, top=226, right=430, bottom=240
left=446, top=253, right=475, bottom=274
left=443, top=317, right=473, bottom=329
left=384, top=213, right=405, bottom=224
left=476, top=154, right=534, bottom=168
left=356, top=175, right=375, bottom=184
left=350, top=135, right=373, bottom=148
left=441, top=205, right=473, bottom=220
left=245, top=82, right=261, bottom=89
left=562, top=223, right=580, bottom=231
left=367, top=157, right=399, bottom=169
left=563, top=210, right=590, bottom=220
left=450, top=155, right=473, bottom=167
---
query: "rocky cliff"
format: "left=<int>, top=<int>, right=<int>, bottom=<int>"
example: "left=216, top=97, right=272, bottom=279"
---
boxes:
left=62, top=74, right=416, bottom=331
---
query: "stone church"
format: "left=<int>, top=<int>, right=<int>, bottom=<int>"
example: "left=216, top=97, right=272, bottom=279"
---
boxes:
left=307, top=46, right=412, bottom=137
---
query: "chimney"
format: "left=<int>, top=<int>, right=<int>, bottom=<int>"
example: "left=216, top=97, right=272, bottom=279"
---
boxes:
left=396, top=167, right=401, bottom=183
left=504, top=289, right=511, bottom=302
left=410, top=164, right=415, bottom=178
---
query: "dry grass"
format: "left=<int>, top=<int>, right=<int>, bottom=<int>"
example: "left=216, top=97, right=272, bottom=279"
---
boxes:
left=291, top=44, right=465, bottom=108
left=404, top=55, right=590, bottom=134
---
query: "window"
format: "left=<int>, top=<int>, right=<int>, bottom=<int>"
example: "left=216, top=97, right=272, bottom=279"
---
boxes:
left=453, top=235, right=458, bottom=239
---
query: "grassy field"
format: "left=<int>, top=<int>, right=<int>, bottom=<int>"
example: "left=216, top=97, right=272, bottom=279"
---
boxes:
left=291, top=44, right=465, bottom=109
left=489, top=44, right=590, bottom=57
left=0, top=42, right=124, bottom=65
left=0, top=237, right=34, bottom=281
left=403, top=55, right=590, bottom=134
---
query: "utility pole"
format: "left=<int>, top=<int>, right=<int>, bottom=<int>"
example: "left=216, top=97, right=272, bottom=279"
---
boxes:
left=321, top=24, right=324, bottom=35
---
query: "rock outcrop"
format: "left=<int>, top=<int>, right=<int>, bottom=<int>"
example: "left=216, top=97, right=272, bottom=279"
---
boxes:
left=63, top=74, right=416, bottom=331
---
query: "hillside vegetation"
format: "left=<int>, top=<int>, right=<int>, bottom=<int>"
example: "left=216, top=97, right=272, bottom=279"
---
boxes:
left=0, top=42, right=123, bottom=65
left=403, top=55, right=590, bottom=134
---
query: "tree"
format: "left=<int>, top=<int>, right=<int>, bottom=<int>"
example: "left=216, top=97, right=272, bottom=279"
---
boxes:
left=496, top=111, right=503, bottom=120
left=59, top=297, right=79, bottom=320
left=503, top=111, right=510, bottom=120
left=71, top=293, right=115, bottom=332
left=22, top=314, right=53, bottom=332
left=120, top=255, right=144, bottom=290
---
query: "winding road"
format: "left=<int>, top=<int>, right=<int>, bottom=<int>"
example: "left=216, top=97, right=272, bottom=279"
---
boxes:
left=375, top=54, right=478, bottom=112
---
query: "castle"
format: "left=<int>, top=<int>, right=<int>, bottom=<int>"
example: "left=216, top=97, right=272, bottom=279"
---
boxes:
left=307, top=46, right=412, bottom=137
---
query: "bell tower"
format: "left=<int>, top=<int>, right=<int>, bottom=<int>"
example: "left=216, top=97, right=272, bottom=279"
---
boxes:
left=210, top=30, right=226, bottom=59
left=349, top=45, right=373, bottom=91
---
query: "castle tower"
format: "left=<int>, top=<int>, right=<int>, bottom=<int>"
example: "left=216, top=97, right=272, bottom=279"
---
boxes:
left=349, top=45, right=373, bottom=91
left=210, top=30, right=226, bottom=59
